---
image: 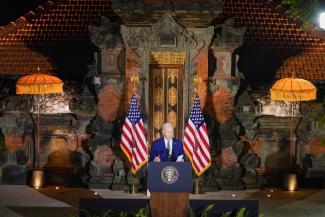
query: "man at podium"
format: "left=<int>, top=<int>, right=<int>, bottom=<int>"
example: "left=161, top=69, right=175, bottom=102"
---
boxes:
left=149, top=122, right=185, bottom=162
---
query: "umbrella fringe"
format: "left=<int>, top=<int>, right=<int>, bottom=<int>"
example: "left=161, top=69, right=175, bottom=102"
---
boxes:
left=270, top=89, right=317, bottom=101
left=16, top=83, right=63, bottom=95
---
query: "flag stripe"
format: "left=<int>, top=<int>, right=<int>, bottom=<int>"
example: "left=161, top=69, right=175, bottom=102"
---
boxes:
left=120, top=94, right=148, bottom=174
left=183, top=95, right=211, bottom=176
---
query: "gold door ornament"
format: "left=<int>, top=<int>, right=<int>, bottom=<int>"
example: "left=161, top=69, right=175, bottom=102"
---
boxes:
left=154, top=111, right=163, bottom=130
left=168, top=111, right=177, bottom=129
left=168, top=69, right=177, bottom=84
left=150, top=51, right=185, bottom=65
left=168, top=87, right=177, bottom=106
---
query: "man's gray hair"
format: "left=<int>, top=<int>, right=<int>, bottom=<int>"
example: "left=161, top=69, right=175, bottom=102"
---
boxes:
left=162, top=122, right=174, bottom=131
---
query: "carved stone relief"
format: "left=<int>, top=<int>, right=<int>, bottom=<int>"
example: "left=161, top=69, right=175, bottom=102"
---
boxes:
left=121, top=13, right=214, bottom=111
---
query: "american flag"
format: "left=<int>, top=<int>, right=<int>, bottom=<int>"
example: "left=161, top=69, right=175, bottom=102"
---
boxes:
left=183, top=95, right=211, bottom=176
left=120, top=94, right=148, bottom=174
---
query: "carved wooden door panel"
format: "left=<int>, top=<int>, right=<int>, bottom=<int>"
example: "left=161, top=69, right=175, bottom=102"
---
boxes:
left=149, top=64, right=184, bottom=145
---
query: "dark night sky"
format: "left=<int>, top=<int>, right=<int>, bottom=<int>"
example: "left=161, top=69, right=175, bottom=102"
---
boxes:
left=0, top=0, right=48, bottom=25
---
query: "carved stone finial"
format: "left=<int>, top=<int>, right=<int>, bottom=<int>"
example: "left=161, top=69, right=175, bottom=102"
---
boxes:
left=213, top=18, right=246, bottom=49
left=89, top=16, right=122, bottom=47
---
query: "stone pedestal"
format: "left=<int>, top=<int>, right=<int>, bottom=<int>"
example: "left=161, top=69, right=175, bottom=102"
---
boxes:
left=217, top=164, right=244, bottom=190
left=89, top=174, right=114, bottom=189
left=1, top=163, right=28, bottom=185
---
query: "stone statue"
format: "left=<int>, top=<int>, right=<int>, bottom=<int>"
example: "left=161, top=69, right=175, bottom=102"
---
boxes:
left=89, top=145, right=115, bottom=188
left=111, top=157, right=126, bottom=190
left=214, top=18, right=246, bottom=47
left=89, top=145, right=115, bottom=176
left=89, top=17, right=122, bottom=46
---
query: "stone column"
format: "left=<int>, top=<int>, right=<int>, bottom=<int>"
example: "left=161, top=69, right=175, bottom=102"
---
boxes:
left=88, top=17, right=126, bottom=189
left=209, top=18, right=246, bottom=190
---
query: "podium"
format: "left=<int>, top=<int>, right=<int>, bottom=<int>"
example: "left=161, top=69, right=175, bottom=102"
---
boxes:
left=148, top=162, right=192, bottom=217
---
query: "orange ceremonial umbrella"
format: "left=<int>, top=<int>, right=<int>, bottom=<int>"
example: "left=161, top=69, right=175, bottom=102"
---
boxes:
left=270, top=76, right=317, bottom=165
left=16, top=68, right=63, bottom=169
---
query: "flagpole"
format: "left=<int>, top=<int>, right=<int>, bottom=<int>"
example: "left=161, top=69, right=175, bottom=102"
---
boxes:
left=193, top=75, right=201, bottom=195
left=130, top=75, right=139, bottom=195
left=194, top=175, right=200, bottom=195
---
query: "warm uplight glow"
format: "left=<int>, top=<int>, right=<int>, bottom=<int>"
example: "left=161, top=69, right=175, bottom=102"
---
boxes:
left=320, top=12, right=325, bottom=29
left=270, top=189, right=274, bottom=192
left=94, top=192, right=98, bottom=195
left=267, top=194, right=271, bottom=197
left=232, top=194, right=236, bottom=197
left=31, top=170, right=44, bottom=189
left=284, top=173, right=298, bottom=192
left=55, top=186, right=59, bottom=190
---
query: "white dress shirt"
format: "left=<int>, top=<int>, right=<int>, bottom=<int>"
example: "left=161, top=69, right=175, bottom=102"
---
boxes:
left=164, top=138, right=172, bottom=156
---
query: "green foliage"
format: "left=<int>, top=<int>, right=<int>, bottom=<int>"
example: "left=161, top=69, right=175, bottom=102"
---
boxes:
left=235, top=208, right=246, bottom=217
left=77, top=209, right=112, bottom=217
left=188, top=204, right=214, bottom=217
left=220, top=212, right=231, bottom=217
left=201, top=204, right=214, bottom=217
left=118, top=211, right=128, bottom=217
left=188, top=204, right=196, bottom=217
left=133, top=205, right=150, bottom=217
left=220, top=207, right=262, bottom=217
left=67, top=205, right=263, bottom=217
left=281, top=0, right=319, bottom=30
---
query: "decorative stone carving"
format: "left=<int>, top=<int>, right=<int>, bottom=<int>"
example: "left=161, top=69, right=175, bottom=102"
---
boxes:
left=209, top=75, right=242, bottom=97
left=209, top=18, right=245, bottom=99
left=221, top=147, right=237, bottom=169
left=113, top=0, right=223, bottom=14
left=121, top=13, right=213, bottom=75
left=111, top=157, right=127, bottom=190
left=112, top=0, right=223, bottom=27
left=89, top=145, right=115, bottom=188
left=97, top=85, right=122, bottom=123
left=89, top=16, right=123, bottom=47
left=121, top=13, right=214, bottom=112
left=213, top=18, right=246, bottom=49
left=88, top=116, right=114, bottom=153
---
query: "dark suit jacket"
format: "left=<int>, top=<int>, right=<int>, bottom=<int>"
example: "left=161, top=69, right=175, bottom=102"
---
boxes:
left=149, top=137, right=185, bottom=162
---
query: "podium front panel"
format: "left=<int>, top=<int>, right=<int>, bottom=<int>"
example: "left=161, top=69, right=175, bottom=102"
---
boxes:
left=148, top=162, right=192, bottom=192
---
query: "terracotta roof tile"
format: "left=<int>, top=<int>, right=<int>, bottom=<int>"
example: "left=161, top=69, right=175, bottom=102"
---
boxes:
left=0, top=0, right=324, bottom=80
left=0, top=0, right=113, bottom=78
left=218, top=0, right=325, bottom=80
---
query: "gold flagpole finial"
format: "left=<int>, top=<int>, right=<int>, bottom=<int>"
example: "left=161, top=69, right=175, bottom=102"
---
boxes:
left=130, top=75, right=139, bottom=92
left=193, top=75, right=202, bottom=95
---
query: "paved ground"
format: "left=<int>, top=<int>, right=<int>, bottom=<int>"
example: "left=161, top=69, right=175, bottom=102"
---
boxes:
left=0, top=185, right=325, bottom=217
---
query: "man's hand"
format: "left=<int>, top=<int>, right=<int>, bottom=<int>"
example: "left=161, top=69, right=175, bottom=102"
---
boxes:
left=153, top=155, right=161, bottom=162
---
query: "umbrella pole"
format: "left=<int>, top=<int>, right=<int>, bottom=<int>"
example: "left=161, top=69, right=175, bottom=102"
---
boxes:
left=290, top=102, right=294, bottom=166
left=37, top=95, right=40, bottom=169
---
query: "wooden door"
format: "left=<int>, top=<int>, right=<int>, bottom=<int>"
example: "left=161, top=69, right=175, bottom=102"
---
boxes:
left=149, top=64, right=184, bottom=145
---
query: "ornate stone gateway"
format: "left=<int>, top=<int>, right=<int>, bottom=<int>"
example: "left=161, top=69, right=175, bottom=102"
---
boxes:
left=121, top=14, right=214, bottom=145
